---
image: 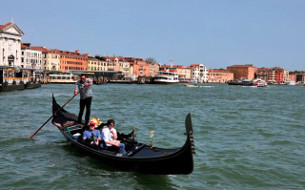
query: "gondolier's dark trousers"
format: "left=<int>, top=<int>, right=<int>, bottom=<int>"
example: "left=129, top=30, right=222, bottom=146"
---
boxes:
left=78, top=97, right=92, bottom=125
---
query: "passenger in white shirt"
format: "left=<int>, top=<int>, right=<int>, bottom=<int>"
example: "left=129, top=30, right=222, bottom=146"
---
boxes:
left=102, top=119, right=126, bottom=156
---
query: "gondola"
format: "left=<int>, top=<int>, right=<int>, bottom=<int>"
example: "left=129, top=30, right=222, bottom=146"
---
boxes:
left=51, top=95, right=195, bottom=174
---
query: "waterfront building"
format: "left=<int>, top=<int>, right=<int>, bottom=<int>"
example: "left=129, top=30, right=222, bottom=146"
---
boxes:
left=188, top=64, right=208, bottom=83
left=21, top=43, right=42, bottom=70
left=87, top=56, right=103, bottom=71
left=269, top=67, right=287, bottom=84
left=255, top=67, right=289, bottom=83
left=106, top=56, right=132, bottom=77
left=227, top=64, right=257, bottom=80
left=125, top=57, right=150, bottom=78
left=104, top=56, right=116, bottom=71
left=289, top=72, right=297, bottom=82
left=281, top=68, right=289, bottom=83
left=102, top=56, right=139, bottom=79
left=296, top=73, right=305, bottom=83
left=175, top=65, right=192, bottom=81
left=272, top=67, right=286, bottom=83
left=112, top=57, right=121, bottom=71
left=291, top=72, right=305, bottom=83
left=30, top=47, right=60, bottom=71
left=149, top=63, right=160, bottom=78
left=208, top=69, right=234, bottom=83
left=255, top=67, right=270, bottom=82
left=0, top=22, right=38, bottom=86
left=289, top=72, right=305, bottom=83
left=160, top=65, right=178, bottom=73
left=0, top=22, right=24, bottom=67
left=58, top=49, right=88, bottom=72
left=99, top=60, right=109, bottom=72
left=118, top=58, right=131, bottom=78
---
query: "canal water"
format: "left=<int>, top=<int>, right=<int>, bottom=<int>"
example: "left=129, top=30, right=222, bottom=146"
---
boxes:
left=0, top=83, right=304, bottom=189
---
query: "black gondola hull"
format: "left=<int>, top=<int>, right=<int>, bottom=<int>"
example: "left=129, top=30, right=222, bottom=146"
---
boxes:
left=52, top=95, right=195, bottom=174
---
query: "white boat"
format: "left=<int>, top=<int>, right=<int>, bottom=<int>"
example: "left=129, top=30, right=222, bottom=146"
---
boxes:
left=152, top=71, right=179, bottom=84
left=253, top=79, right=268, bottom=87
left=286, top=81, right=296, bottom=85
left=48, top=72, right=78, bottom=84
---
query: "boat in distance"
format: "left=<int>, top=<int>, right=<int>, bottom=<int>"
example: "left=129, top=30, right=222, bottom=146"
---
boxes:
left=286, top=81, right=296, bottom=85
left=228, top=78, right=268, bottom=87
left=48, top=72, right=77, bottom=84
left=51, top=95, right=195, bottom=174
left=184, top=84, right=199, bottom=88
left=253, top=79, right=268, bottom=87
left=152, top=71, right=179, bottom=84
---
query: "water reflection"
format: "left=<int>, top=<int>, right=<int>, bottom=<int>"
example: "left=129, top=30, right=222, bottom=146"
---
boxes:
left=132, top=174, right=176, bottom=190
left=60, top=143, right=177, bottom=189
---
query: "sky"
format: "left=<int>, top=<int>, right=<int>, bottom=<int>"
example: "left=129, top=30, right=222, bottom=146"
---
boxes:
left=1, top=0, right=305, bottom=71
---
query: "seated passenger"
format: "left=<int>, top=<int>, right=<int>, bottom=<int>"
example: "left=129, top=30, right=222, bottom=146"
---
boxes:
left=102, top=119, right=126, bottom=156
left=83, top=121, right=101, bottom=147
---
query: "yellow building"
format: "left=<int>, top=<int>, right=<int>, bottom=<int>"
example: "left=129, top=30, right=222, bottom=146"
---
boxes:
left=177, top=67, right=192, bottom=80
left=88, top=56, right=103, bottom=71
left=208, top=69, right=234, bottom=83
left=31, top=47, right=60, bottom=71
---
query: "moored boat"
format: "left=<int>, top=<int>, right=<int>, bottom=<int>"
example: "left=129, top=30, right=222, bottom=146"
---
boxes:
left=25, top=81, right=41, bottom=89
left=0, top=66, right=41, bottom=92
left=48, top=72, right=78, bottom=84
left=51, top=95, right=195, bottom=174
left=1, top=81, right=24, bottom=91
left=253, top=79, right=268, bottom=87
left=152, top=71, right=179, bottom=84
left=228, top=79, right=253, bottom=86
left=286, top=81, right=296, bottom=85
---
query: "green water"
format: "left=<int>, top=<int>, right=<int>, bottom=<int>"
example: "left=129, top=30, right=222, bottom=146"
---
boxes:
left=0, top=84, right=304, bottom=189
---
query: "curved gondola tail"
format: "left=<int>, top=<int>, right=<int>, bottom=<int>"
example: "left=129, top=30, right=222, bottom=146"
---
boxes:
left=185, top=113, right=195, bottom=154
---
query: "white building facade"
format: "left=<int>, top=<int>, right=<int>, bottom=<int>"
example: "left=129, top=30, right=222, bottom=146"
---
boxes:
left=118, top=59, right=130, bottom=78
left=0, top=22, right=24, bottom=67
left=189, top=63, right=209, bottom=83
left=21, top=44, right=42, bottom=70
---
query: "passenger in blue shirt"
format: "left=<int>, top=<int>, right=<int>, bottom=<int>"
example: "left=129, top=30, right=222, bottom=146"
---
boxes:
left=83, top=121, right=101, bottom=147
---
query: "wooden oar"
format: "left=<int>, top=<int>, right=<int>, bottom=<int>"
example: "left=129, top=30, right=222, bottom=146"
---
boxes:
left=29, top=92, right=79, bottom=139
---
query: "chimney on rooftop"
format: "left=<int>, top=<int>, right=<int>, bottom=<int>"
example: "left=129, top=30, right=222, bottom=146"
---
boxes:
left=22, top=43, right=31, bottom=47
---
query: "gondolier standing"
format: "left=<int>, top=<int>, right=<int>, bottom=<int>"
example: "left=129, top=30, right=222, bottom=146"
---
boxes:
left=74, top=74, right=93, bottom=126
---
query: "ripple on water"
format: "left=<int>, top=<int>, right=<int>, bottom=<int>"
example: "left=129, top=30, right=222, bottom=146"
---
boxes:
left=1, top=84, right=305, bottom=189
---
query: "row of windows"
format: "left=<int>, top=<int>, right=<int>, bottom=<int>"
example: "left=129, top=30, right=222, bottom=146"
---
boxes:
left=21, top=58, right=41, bottom=64
left=50, top=76, right=73, bottom=80
left=61, top=56, right=86, bottom=60
left=21, top=51, right=41, bottom=57
left=89, top=62, right=108, bottom=66
left=154, top=77, right=178, bottom=80
left=60, top=66, right=84, bottom=70
left=88, top=67, right=107, bottom=71
left=61, top=61, right=84, bottom=65
left=44, top=54, right=59, bottom=59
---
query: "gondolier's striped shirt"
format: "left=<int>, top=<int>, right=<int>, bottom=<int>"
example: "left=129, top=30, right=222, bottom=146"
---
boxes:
left=75, top=78, right=93, bottom=100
